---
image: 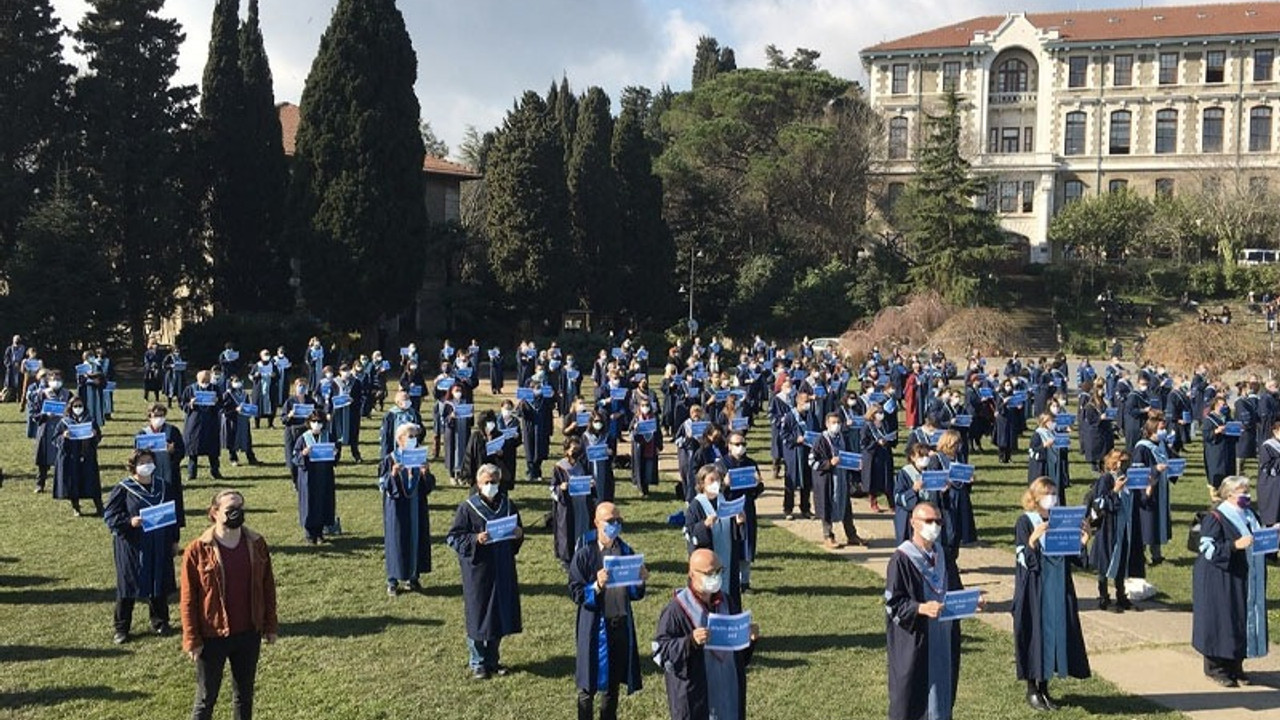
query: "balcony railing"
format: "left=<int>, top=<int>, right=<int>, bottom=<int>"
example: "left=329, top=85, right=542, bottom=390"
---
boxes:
left=988, top=91, right=1038, bottom=106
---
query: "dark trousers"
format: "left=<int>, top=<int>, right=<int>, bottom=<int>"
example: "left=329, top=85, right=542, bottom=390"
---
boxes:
left=783, top=470, right=811, bottom=515
left=188, top=454, right=222, bottom=480
left=1203, top=654, right=1244, bottom=681
left=577, top=618, right=629, bottom=720
left=822, top=513, right=858, bottom=542
left=192, top=632, right=262, bottom=720
left=1096, top=576, right=1127, bottom=601
left=115, top=596, right=169, bottom=634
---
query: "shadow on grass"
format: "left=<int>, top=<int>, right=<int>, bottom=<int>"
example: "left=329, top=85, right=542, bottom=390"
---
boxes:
left=0, top=645, right=129, bottom=662
left=519, top=652, right=576, bottom=678
left=278, top=614, right=441, bottom=638
left=0, top=685, right=147, bottom=708
left=761, top=631, right=882, bottom=653
left=0, top=574, right=59, bottom=588
left=0, top=586, right=117, bottom=605
left=758, top=584, right=880, bottom=598
left=271, top=534, right=383, bottom=555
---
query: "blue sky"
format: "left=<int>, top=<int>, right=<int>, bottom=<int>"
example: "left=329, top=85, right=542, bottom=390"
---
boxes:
left=49, top=0, right=1245, bottom=157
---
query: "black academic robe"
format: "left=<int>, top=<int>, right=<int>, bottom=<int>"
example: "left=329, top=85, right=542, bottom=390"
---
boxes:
left=459, top=427, right=502, bottom=488
left=1191, top=509, right=1259, bottom=660
left=103, top=478, right=178, bottom=600
left=1086, top=473, right=1145, bottom=581
left=1202, top=413, right=1236, bottom=486
left=885, top=543, right=962, bottom=720
left=779, top=406, right=818, bottom=491
left=653, top=589, right=753, bottom=720
left=811, top=431, right=853, bottom=524
left=1078, top=403, right=1107, bottom=464
left=293, top=431, right=339, bottom=537
left=446, top=494, right=524, bottom=642
left=519, top=395, right=553, bottom=475
left=684, top=497, right=744, bottom=606
left=1258, top=437, right=1280, bottom=526
left=180, top=383, right=224, bottom=458
left=1235, top=395, right=1260, bottom=461
left=378, top=406, right=421, bottom=460
left=716, top=456, right=764, bottom=563
left=1122, top=392, right=1149, bottom=450
left=569, top=532, right=645, bottom=695
left=379, top=453, right=435, bottom=581
left=220, top=389, right=254, bottom=454
left=53, top=416, right=102, bottom=501
left=860, top=424, right=896, bottom=496
left=1012, top=513, right=1091, bottom=682
left=552, top=458, right=596, bottom=563
left=928, top=453, right=977, bottom=546
left=136, top=424, right=186, bottom=527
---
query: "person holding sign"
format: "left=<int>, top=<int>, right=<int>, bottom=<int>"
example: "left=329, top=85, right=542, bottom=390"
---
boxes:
left=54, top=399, right=104, bottom=516
left=1027, top=413, right=1068, bottom=504
left=892, top=445, right=935, bottom=543
left=674, top=405, right=708, bottom=501
left=76, top=350, right=107, bottom=427
left=104, top=450, right=178, bottom=643
left=280, top=379, right=317, bottom=487
left=994, top=380, right=1022, bottom=464
left=18, top=346, right=43, bottom=412
left=446, top=464, right=525, bottom=680
left=181, top=371, right=225, bottom=482
left=163, top=347, right=188, bottom=408
left=249, top=350, right=277, bottom=429
left=1079, top=388, right=1112, bottom=473
left=885, top=503, right=967, bottom=720
left=629, top=399, right=663, bottom=497
left=1132, top=419, right=1172, bottom=568
left=684, top=466, right=746, bottom=607
left=552, top=438, right=596, bottom=568
left=860, top=402, right=897, bottom=514
left=652, top=548, right=758, bottom=720
left=137, top=404, right=187, bottom=528
left=2, top=334, right=25, bottom=397
left=928, top=432, right=976, bottom=569
left=293, top=411, right=340, bottom=545
left=378, top=389, right=421, bottom=461
left=519, top=378, right=554, bottom=483
left=459, top=409, right=502, bottom=489
left=328, top=365, right=363, bottom=464
left=1203, top=395, right=1237, bottom=504
left=441, top=386, right=473, bottom=485
left=716, top=431, right=765, bottom=592
left=1013, top=478, right=1091, bottom=711
left=779, top=391, right=818, bottom=520
left=812, top=412, right=865, bottom=549
left=569, top=503, right=649, bottom=720
left=1258, top=421, right=1280, bottom=528
left=29, top=372, right=71, bottom=493
left=1086, top=450, right=1144, bottom=612
left=220, top=376, right=259, bottom=467
left=1192, top=476, right=1272, bottom=686
left=380, top=423, right=436, bottom=596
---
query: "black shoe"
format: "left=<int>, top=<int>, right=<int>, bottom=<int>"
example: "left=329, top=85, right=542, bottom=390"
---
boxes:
left=387, top=584, right=399, bottom=597
left=1207, top=674, right=1237, bottom=688
left=1149, top=557, right=1164, bottom=567
left=1098, top=597, right=1111, bottom=612
left=408, top=580, right=423, bottom=593
left=491, top=665, right=510, bottom=677
left=34, top=485, right=45, bottom=494
left=1236, top=672, right=1252, bottom=686
left=1117, top=598, right=1140, bottom=612
left=112, top=632, right=129, bottom=645
left=1027, top=690, right=1051, bottom=711
left=471, top=667, right=490, bottom=680
left=1039, top=689, right=1060, bottom=711
left=153, top=623, right=171, bottom=636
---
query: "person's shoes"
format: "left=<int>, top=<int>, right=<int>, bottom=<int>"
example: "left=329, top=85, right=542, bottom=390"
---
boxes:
left=1117, top=598, right=1140, bottom=612
left=387, top=583, right=399, bottom=597
left=847, top=535, right=867, bottom=548
left=34, top=485, right=44, bottom=494
left=1098, top=597, right=1111, bottom=612
left=740, top=584, right=753, bottom=594
left=72, top=507, right=82, bottom=517
left=800, top=512, right=813, bottom=520
left=1027, top=690, right=1051, bottom=711
left=1149, top=557, right=1164, bottom=567
left=153, top=623, right=171, bottom=636
left=1039, top=689, right=1060, bottom=711
left=408, top=580, right=423, bottom=593
left=1236, top=672, right=1252, bottom=686
left=491, top=665, right=510, bottom=677
left=211, top=472, right=224, bottom=480
left=1207, top=674, right=1237, bottom=688
left=112, top=632, right=129, bottom=645
left=823, top=538, right=840, bottom=549
left=784, top=514, right=795, bottom=521
left=230, top=460, right=239, bottom=467
left=471, top=667, right=489, bottom=680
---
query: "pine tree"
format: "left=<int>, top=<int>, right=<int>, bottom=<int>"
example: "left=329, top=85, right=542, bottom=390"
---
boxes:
left=566, top=87, right=618, bottom=311
left=553, top=76, right=578, bottom=167
left=897, top=90, right=1007, bottom=305
left=238, top=0, right=290, bottom=307
left=75, top=0, right=200, bottom=349
left=288, top=0, right=428, bottom=331
left=0, top=0, right=74, bottom=272
left=485, top=91, right=571, bottom=320
left=613, top=86, right=675, bottom=322
left=692, top=36, right=723, bottom=88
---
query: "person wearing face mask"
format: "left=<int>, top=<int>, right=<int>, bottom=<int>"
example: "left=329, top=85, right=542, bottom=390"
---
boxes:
left=519, top=378, right=554, bottom=482
left=138, top=404, right=187, bottom=527
left=582, top=409, right=617, bottom=502
left=1086, top=450, right=1144, bottom=613
left=2, top=334, right=25, bottom=399
left=304, top=337, right=326, bottom=389
left=381, top=423, right=437, bottom=595
left=1132, top=418, right=1172, bottom=568
left=716, top=431, right=765, bottom=591
left=630, top=400, right=663, bottom=497
left=569, top=503, right=649, bottom=720
left=460, top=410, right=503, bottom=490
left=281, top=379, right=316, bottom=487
left=779, top=391, right=818, bottom=520
left=1258, top=420, right=1280, bottom=530
left=249, top=350, right=277, bottom=430
left=1203, top=395, right=1237, bottom=504
left=327, top=363, right=363, bottom=463
left=221, top=376, right=259, bottom=467
left=674, top=405, right=706, bottom=501
left=1013, top=477, right=1091, bottom=711
left=1234, top=381, right=1261, bottom=475
left=885, top=502, right=967, bottom=720
left=270, top=346, right=291, bottom=409
left=181, top=371, right=225, bottom=482
left=181, top=489, right=279, bottom=719
left=487, top=346, right=504, bottom=395
left=1165, top=376, right=1196, bottom=451
left=379, top=389, right=421, bottom=459
left=142, top=341, right=163, bottom=403
left=163, top=347, right=188, bottom=408
left=552, top=438, right=596, bottom=568
left=1121, top=378, right=1152, bottom=452
left=811, top=412, right=866, bottom=549
left=30, top=371, right=71, bottom=492
left=17, top=347, right=44, bottom=413
left=105, top=450, right=178, bottom=644
left=75, top=349, right=108, bottom=426
left=893, top=444, right=936, bottom=543
left=993, top=381, right=1022, bottom=464
left=684, top=465, right=746, bottom=607
left=492, top=400, right=521, bottom=491
left=861, top=402, right=898, bottom=515
left=294, top=411, right=341, bottom=544
left=54, top=399, right=104, bottom=516
left=447, top=464, right=525, bottom=679
left=653, top=548, right=759, bottom=720
left=1192, top=476, right=1272, bottom=687
left=689, top=426, right=728, bottom=502
left=441, top=385, right=473, bottom=486
left=929, top=431, right=975, bottom=569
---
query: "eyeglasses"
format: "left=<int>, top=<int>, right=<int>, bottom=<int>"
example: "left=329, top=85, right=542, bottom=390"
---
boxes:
left=728, top=442, right=745, bottom=448
left=918, top=518, right=943, bottom=525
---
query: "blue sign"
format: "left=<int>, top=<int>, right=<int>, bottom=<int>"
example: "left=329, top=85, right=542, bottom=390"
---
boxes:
left=240, top=402, right=259, bottom=418
left=308, top=442, right=336, bottom=463
left=1049, top=505, right=1087, bottom=531
left=1125, top=465, right=1151, bottom=491
left=330, top=394, right=351, bottom=410
left=399, top=448, right=428, bottom=468
left=1043, top=528, right=1083, bottom=557
left=1055, top=413, right=1076, bottom=427
left=135, top=433, right=168, bottom=452
left=1252, top=528, right=1280, bottom=556
left=568, top=475, right=594, bottom=497
left=978, top=387, right=994, bottom=399
left=541, top=384, right=555, bottom=398
left=485, top=437, right=506, bottom=456
left=951, top=414, right=972, bottom=428
left=456, top=367, right=473, bottom=379
left=586, top=443, right=609, bottom=463
left=804, top=430, right=821, bottom=446
left=66, top=422, right=94, bottom=440
left=455, top=404, right=474, bottom=419
left=516, top=387, right=535, bottom=402
left=576, top=412, right=591, bottom=426
left=948, top=463, right=974, bottom=483
left=435, top=378, right=455, bottom=392
left=194, top=391, right=217, bottom=407
left=139, top=501, right=177, bottom=533
left=23, top=359, right=40, bottom=373
left=690, top=421, right=710, bottom=437
left=1181, top=411, right=1192, bottom=424
left=610, top=387, right=628, bottom=401
left=706, top=612, right=753, bottom=652
left=838, top=451, right=862, bottom=471
left=603, top=554, right=645, bottom=588
left=1105, top=408, right=1118, bottom=420
left=731, top=417, right=749, bottom=432
left=291, top=403, right=315, bottom=418
left=921, top=470, right=948, bottom=492
left=716, top=495, right=746, bottom=518
left=727, top=466, right=757, bottom=490
left=486, top=514, right=518, bottom=542
left=1008, top=391, right=1027, bottom=407
left=1053, top=433, right=1070, bottom=448
left=635, top=419, right=657, bottom=437
left=1224, top=421, right=1244, bottom=437
left=1166, top=458, right=1187, bottom=477
left=939, top=589, right=982, bottom=622
left=42, top=399, right=66, bottom=416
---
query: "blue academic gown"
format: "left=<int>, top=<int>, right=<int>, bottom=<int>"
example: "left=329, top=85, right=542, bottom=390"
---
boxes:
left=1013, top=512, right=1091, bottom=682
left=684, top=495, right=744, bottom=607
left=653, top=587, right=752, bottom=720
left=180, top=383, right=223, bottom=458
left=885, top=540, right=962, bottom=720
left=569, top=532, right=645, bottom=695
left=163, top=354, right=187, bottom=399
left=1202, top=412, right=1237, bottom=487
left=1192, top=504, right=1269, bottom=661
left=136, top=424, right=186, bottom=527
left=583, top=430, right=616, bottom=502
left=30, top=390, right=72, bottom=468
left=552, top=458, right=596, bottom=564
left=293, top=430, right=339, bottom=538
left=1087, top=472, right=1144, bottom=582
left=446, top=494, right=524, bottom=642
left=53, top=417, right=102, bottom=502
left=103, top=478, right=178, bottom=600
left=379, top=452, right=435, bottom=582
left=220, top=389, right=254, bottom=455
left=379, top=406, right=421, bottom=459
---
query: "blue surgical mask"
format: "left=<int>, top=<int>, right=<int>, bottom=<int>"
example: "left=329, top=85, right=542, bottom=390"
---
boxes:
left=603, top=520, right=622, bottom=540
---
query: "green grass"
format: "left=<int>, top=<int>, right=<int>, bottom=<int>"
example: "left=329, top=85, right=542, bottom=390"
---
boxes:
left=0, top=385, right=1186, bottom=719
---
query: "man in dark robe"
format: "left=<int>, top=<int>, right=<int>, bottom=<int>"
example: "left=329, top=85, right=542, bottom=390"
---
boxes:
left=379, top=390, right=421, bottom=459
left=180, top=370, right=224, bottom=480
left=1122, top=378, right=1151, bottom=451
left=569, top=502, right=648, bottom=720
left=446, top=464, right=524, bottom=680
left=652, top=548, right=758, bottom=720
left=779, top=392, right=817, bottom=520
left=4, top=335, right=27, bottom=395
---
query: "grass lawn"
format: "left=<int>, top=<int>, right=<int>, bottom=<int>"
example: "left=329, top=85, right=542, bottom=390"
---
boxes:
left=0, top=383, right=1187, bottom=719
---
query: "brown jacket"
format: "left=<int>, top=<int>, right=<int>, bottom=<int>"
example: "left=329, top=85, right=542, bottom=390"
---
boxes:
left=180, top=526, right=278, bottom=652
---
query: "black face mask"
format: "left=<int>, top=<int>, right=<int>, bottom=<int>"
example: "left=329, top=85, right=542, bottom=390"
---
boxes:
left=223, top=506, right=245, bottom=529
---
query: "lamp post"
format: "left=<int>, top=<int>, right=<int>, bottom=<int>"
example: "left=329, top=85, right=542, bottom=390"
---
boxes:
left=685, top=248, right=704, bottom=338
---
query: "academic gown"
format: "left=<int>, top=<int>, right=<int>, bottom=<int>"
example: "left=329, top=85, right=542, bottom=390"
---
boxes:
left=30, top=391, right=72, bottom=468
left=162, top=354, right=187, bottom=399
left=1122, top=392, right=1149, bottom=451
left=885, top=541, right=962, bottom=720
left=860, top=424, right=896, bottom=497
left=811, top=431, right=853, bottom=523
left=488, top=352, right=504, bottom=393
left=768, top=395, right=791, bottom=462
left=892, top=466, right=931, bottom=543
left=1202, top=413, right=1236, bottom=486
left=994, top=393, right=1020, bottom=454
left=251, top=362, right=277, bottom=417
left=459, top=427, right=501, bottom=488
left=136, top=424, right=186, bottom=527
left=180, top=384, right=223, bottom=458
left=1087, top=472, right=1145, bottom=581
left=569, top=532, right=646, bottom=695
left=442, top=401, right=472, bottom=477
left=1079, top=403, right=1106, bottom=464
left=929, top=453, right=977, bottom=545
left=379, top=452, right=435, bottom=582
left=582, top=430, right=616, bottom=502
left=716, top=456, right=764, bottom=564
left=495, top=415, right=521, bottom=491
left=330, top=377, right=362, bottom=451
left=281, top=394, right=316, bottom=481
left=446, top=494, right=524, bottom=642
left=1132, top=441, right=1172, bottom=548
left=220, top=390, right=254, bottom=454
left=103, top=478, right=178, bottom=600
left=779, top=407, right=817, bottom=492
left=293, top=431, right=339, bottom=537
left=552, top=458, right=596, bottom=563
left=652, top=588, right=752, bottom=720
left=1192, top=505, right=1269, bottom=661
left=1235, top=395, right=1260, bottom=461
left=674, top=419, right=701, bottom=494
left=1012, top=512, right=1091, bottom=682
left=379, top=406, right=421, bottom=460
left=519, top=395, right=553, bottom=478
left=53, top=417, right=102, bottom=501
left=684, top=495, right=744, bottom=605
left=630, top=419, right=663, bottom=495
left=1258, top=437, right=1280, bottom=526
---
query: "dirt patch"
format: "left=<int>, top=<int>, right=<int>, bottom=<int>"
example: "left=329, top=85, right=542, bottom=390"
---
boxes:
left=1142, top=319, right=1271, bottom=375
left=839, top=292, right=951, bottom=362
left=926, top=308, right=1030, bottom=359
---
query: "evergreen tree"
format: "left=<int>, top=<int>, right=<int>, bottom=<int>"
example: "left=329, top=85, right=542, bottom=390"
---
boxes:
left=646, top=84, right=676, bottom=150
left=238, top=0, right=290, bottom=307
left=566, top=87, right=618, bottom=311
left=485, top=91, right=571, bottom=320
left=419, top=120, right=449, bottom=157
left=75, top=0, right=200, bottom=349
left=613, top=86, right=675, bottom=322
left=552, top=75, right=577, bottom=167
left=0, top=0, right=74, bottom=275
left=288, top=0, right=428, bottom=331
left=692, top=36, right=723, bottom=88
left=718, top=47, right=737, bottom=73
left=896, top=90, right=1008, bottom=305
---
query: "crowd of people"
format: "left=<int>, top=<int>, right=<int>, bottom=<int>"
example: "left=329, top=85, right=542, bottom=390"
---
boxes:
left=2, top=331, right=1277, bottom=719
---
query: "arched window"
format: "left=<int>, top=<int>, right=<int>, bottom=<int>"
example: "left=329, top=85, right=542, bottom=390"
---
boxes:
left=1249, top=106, right=1272, bottom=152
left=1109, top=110, right=1131, bottom=155
left=888, top=117, right=909, bottom=159
left=995, top=59, right=1029, bottom=93
left=1202, top=108, right=1224, bottom=153
left=1155, top=109, right=1178, bottom=154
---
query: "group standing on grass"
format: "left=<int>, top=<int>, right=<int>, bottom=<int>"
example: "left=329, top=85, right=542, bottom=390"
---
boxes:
left=3, top=330, right=1278, bottom=719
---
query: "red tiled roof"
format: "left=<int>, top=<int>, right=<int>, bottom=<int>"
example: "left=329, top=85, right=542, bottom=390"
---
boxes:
left=864, top=2, right=1280, bottom=53
left=276, top=102, right=481, bottom=179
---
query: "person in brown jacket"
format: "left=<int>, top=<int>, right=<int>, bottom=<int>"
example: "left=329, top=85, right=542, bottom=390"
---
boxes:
left=181, top=489, right=278, bottom=720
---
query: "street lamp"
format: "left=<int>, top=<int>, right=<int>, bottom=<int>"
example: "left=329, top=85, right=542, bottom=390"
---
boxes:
left=686, top=249, right=704, bottom=337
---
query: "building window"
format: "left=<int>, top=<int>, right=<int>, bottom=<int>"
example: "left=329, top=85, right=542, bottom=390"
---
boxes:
left=988, top=128, right=999, bottom=153
left=1202, top=107, right=1224, bottom=153
left=1109, top=179, right=1129, bottom=193
left=1202, top=176, right=1221, bottom=195
left=999, top=181, right=1019, bottom=213
left=995, top=58, right=1029, bottom=93
left=1024, top=127, right=1034, bottom=153
left=1109, top=110, right=1131, bottom=155
left=1113, top=54, right=1133, bottom=86
left=1256, top=49, right=1274, bottom=82
left=886, top=182, right=905, bottom=209
left=1155, top=109, right=1178, bottom=154
left=942, top=61, right=961, bottom=92
left=1068, top=56, right=1088, bottom=88
left=1159, top=52, right=1178, bottom=84
left=1206, top=50, right=1226, bottom=84
left=1155, top=178, right=1175, bottom=198
left=888, top=116, right=909, bottom=159
left=1249, top=106, right=1272, bottom=152
left=1001, top=127, right=1021, bottom=153
left=1249, top=176, right=1270, bottom=196
left=1064, top=179, right=1085, bottom=206
left=1021, top=181, right=1035, bottom=213
left=892, top=64, right=908, bottom=94
left=1064, top=111, right=1086, bottom=155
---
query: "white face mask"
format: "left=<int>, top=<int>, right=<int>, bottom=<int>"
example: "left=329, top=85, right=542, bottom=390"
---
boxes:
left=705, top=481, right=721, bottom=497
left=918, top=521, right=942, bottom=543
left=479, top=483, right=500, bottom=499
left=500, top=408, right=512, bottom=419
left=1039, top=495, right=1058, bottom=511
left=700, top=571, right=723, bottom=595
left=592, top=421, right=604, bottom=431
left=309, top=422, right=324, bottom=433
left=730, top=444, right=746, bottom=459
left=149, top=417, right=165, bottom=430
left=49, top=380, right=63, bottom=390
left=914, top=458, right=930, bottom=470
left=827, top=424, right=841, bottom=435
left=404, top=436, right=418, bottom=449
left=135, top=463, right=156, bottom=478
left=485, top=421, right=496, bottom=433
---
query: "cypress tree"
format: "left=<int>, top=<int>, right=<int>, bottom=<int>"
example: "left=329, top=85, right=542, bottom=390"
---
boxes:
left=553, top=76, right=578, bottom=167
left=288, top=0, right=428, bottom=331
left=692, top=36, right=728, bottom=88
left=613, top=86, right=675, bottom=322
left=75, top=0, right=200, bottom=349
left=566, top=87, right=617, bottom=312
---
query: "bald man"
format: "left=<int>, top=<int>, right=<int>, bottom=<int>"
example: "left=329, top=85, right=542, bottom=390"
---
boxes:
left=180, top=370, right=224, bottom=481
left=653, top=549, right=759, bottom=720
left=569, top=503, right=649, bottom=720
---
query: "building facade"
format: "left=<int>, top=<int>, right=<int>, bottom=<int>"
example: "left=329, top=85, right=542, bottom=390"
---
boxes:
left=861, top=2, right=1280, bottom=262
